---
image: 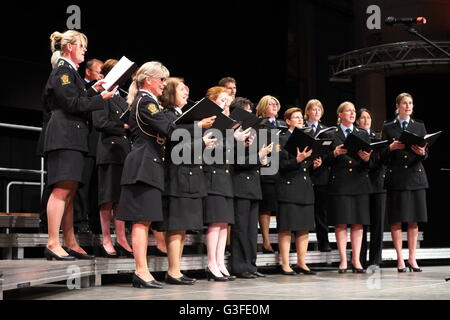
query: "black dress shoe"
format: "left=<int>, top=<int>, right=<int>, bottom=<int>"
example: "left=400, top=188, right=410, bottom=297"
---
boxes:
left=407, top=262, right=422, bottom=272
left=62, top=246, right=95, bottom=260
left=262, top=247, right=275, bottom=254
left=44, top=247, right=76, bottom=261
left=98, top=246, right=118, bottom=258
left=351, top=265, right=366, bottom=273
left=397, top=267, right=407, bottom=273
left=252, top=271, right=266, bottom=278
left=235, top=272, right=257, bottom=279
left=165, top=273, right=195, bottom=285
left=115, top=243, right=133, bottom=258
left=281, top=269, right=297, bottom=275
left=293, top=266, right=316, bottom=275
left=181, top=275, right=197, bottom=283
left=132, top=273, right=164, bottom=289
left=319, top=245, right=332, bottom=252
left=338, top=268, right=348, bottom=274
left=205, top=267, right=228, bottom=281
left=154, top=247, right=167, bottom=257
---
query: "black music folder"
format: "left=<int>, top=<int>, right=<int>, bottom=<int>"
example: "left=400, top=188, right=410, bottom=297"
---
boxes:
left=212, top=112, right=241, bottom=131
left=399, top=130, right=442, bottom=148
left=174, top=98, right=224, bottom=125
left=284, top=128, right=333, bottom=160
left=343, top=132, right=389, bottom=155
left=101, top=56, right=138, bottom=91
left=230, top=107, right=268, bottom=130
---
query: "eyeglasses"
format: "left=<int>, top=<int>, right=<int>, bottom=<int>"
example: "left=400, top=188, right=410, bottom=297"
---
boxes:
left=151, top=76, right=167, bottom=82
left=267, top=102, right=278, bottom=106
left=290, top=116, right=303, bottom=120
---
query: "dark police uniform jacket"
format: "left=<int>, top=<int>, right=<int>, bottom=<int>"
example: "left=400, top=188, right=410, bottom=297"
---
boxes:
left=120, top=90, right=175, bottom=191
left=304, top=121, right=331, bottom=187
left=324, top=127, right=372, bottom=196
left=276, top=131, right=314, bottom=205
left=164, top=108, right=207, bottom=199
left=381, top=118, right=429, bottom=191
left=42, top=58, right=105, bottom=154
left=366, top=130, right=386, bottom=194
left=203, top=141, right=234, bottom=198
left=92, top=94, right=131, bottom=165
left=231, top=142, right=263, bottom=201
left=259, top=118, right=287, bottom=185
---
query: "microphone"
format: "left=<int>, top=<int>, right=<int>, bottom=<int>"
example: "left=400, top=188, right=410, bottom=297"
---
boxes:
left=385, top=16, right=427, bottom=26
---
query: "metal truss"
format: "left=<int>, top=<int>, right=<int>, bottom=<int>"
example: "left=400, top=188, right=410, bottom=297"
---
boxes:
left=329, top=41, right=450, bottom=82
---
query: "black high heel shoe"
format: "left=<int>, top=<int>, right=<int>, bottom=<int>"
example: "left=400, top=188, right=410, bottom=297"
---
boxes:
left=407, top=262, right=422, bottom=272
left=351, top=265, right=366, bottom=274
left=205, top=267, right=228, bottom=282
left=44, top=247, right=76, bottom=261
left=115, top=243, right=133, bottom=258
left=98, top=245, right=118, bottom=258
left=293, top=265, right=316, bottom=275
left=397, top=267, right=407, bottom=273
left=262, top=247, right=275, bottom=254
left=62, top=246, right=95, bottom=260
left=165, top=273, right=195, bottom=285
left=338, top=268, right=348, bottom=274
left=132, top=273, right=164, bottom=289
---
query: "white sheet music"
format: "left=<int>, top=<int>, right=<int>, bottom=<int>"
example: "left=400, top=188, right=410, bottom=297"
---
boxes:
left=101, top=56, right=134, bottom=91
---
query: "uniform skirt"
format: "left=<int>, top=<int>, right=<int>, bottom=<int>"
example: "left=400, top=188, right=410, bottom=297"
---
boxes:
left=97, top=164, right=123, bottom=206
left=328, top=194, right=370, bottom=226
left=158, top=196, right=204, bottom=231
left=386, top=189, right=427, bottom=224
left=277, top=203, right=315, bottom=232
left=116, top=183, right=163, bottom=223
left=46, top=149, right=84, bottom=186
left=260, top=183, right=278, bottom=213
left=203, top=195, right=234, bottom=224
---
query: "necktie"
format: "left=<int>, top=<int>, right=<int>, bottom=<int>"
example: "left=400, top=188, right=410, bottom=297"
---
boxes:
left=345, top=128, right=351, bottom=137
left=311, top=124, right=316, bottom=136
left=402, top=121, right=408, bottom=131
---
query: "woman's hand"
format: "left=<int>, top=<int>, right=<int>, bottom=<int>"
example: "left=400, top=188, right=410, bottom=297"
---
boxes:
left=258, top=143, right=273, bottom=166
left=100, top=85, right=118, bottom=100
left=234, top=127, right=252, bottom=141
left=244, top=132, right=257, bottom=147
left=296, top=146, right=312, bottom=163
left=197, top=116, right=217, bottom=129
left=358, top=149, right=372, bottom=162
left=333, top=144, right=347, bottom=157
left=313, top=157, right=322, bottom=169
left=411, top=143, right=427, bottom=156
left=389, top=140, right=405, bottom=151
left=202, top=132, right=217, bottom=149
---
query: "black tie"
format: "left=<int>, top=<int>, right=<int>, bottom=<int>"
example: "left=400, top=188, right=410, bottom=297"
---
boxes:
left=402, top=121, right=408, bottom=131
left=272, top=120, right=277, bottom=128
left=311, top=124, right=316, bottom=136
left=345, top=128, right=351, bottom=137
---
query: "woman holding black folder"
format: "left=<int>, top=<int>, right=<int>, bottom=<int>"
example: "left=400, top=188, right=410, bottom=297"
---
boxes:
left=116, top=61, right=174, bottom=289
left=277, top=107, right=321, bottom=275
left=325, top=102, right=372, bottom=273
left=355, top=108, right=386, bottom=268
left=381, top=93, right=428, bottom=272
left=43, top=30, right=116, bottom=261
left=158, top=77, right=216, bottom=285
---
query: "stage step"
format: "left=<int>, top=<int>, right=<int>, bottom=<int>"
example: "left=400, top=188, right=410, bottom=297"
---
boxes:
left=0, top=213, right=40, bottom=228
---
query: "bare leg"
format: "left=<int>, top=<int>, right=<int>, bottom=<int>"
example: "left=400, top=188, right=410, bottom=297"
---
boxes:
left=259, top=212, right=274, bottom=251
left=133, top=222, right=154, bottom=281
left=217, top=223, right=230, bottom=276
left=335, top=224, right=348, bottom=270
left=278, top=231, right=293, bottom=272
left=350, top=224, right=364, bottom=269
left=407, top=222, right=419, bottom=268
left=295, top=231, right=310, bottom=270
left=166, top=230, right=184, bottom=278
left=152, top=229, right=167, bottom=253
left=391, top=222, right=405, bottom=269
left=62, top=189, right=87, bottom=254
left=99, top=202, right=116, bottom=254
left=46, top=181, right=77, bottom=256
left=113, top=204, right=132, bottom=252
left=206, top=224, right=223, bottom=277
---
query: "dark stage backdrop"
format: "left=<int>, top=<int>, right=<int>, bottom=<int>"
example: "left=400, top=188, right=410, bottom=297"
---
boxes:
left=1, top=1, right=449, bottom=246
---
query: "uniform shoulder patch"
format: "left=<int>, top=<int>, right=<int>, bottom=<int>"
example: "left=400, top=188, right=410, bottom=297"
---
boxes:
left=147, top=103, right=159, bottom=115
left=60, top=74, right=71, bottom=86
left=276, top=144, right=281, bottom=153
left=58, top=60, right=65, bottom=67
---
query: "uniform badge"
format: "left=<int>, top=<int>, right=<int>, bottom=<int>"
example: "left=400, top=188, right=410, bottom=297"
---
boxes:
left=276, top=144, right=281, bottom=153
left=58, top=60, right=65, bottom=67
left=60, top=74, right=71, bottom=86
left=147, top=103, right=159, bottom=115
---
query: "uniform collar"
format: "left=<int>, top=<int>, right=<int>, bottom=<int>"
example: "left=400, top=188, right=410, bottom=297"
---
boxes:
left=59, top=57, right=78, bottom=71
left=306, top=121, right=318, bottom=128
left=396, top=116, right=410, bottom=125
left=340, top=123, right=354, bottom=133
left=139, top=89, right=158, bottom=103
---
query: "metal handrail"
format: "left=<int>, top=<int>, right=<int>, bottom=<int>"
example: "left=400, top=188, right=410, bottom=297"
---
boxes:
left=0, top=122, right=45, bottom=214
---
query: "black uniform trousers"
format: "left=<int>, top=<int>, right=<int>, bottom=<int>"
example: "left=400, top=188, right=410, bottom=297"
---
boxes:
left=360, top=192, right=386, bottom=267
left=230, top=199, right=259, bottom=274
left=313, top=185, right=330, bottom=249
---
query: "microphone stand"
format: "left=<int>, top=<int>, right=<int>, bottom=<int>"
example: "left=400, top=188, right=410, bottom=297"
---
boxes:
left=406, top=27, right=450, bottom=58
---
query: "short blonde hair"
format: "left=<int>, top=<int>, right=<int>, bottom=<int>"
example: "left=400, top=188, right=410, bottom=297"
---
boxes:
left=255, top=95, right=281, bottom=117
left=284, top=107, right=303, bottom=121
left=304, top=99, right=324, bottom=121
